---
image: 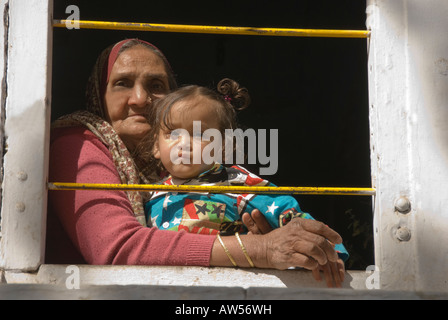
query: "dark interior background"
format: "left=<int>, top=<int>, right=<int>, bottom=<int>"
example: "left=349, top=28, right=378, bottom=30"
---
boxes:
left=52, top=0, right=373, bottom=269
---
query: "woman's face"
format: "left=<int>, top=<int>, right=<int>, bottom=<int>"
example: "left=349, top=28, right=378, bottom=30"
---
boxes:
left=104, top=45, right=170, bottom=151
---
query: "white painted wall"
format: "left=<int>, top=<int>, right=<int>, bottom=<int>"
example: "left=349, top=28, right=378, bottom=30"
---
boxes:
left=367, top=0, right=448, bottom=291
left=0, top=0, right=53, bottom=271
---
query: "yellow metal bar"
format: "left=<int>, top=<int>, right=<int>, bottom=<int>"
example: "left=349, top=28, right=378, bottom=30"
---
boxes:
left=48, top=182, right=375, bottom=196
left=53, top=20, right=370, bottom=39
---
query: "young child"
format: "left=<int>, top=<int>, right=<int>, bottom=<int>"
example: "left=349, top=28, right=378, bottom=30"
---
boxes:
left=138, top=78, right=348, bottom=262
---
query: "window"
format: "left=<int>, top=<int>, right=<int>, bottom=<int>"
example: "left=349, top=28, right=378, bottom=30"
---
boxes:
left=5, top=0, right=448, bottom=294
left=51, top=0, right=373, bottom=271
left=2, top=0, right=375, bottom=289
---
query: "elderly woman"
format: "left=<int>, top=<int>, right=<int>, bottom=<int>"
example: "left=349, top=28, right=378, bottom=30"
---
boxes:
left=46, top=39, right=344, bottom=286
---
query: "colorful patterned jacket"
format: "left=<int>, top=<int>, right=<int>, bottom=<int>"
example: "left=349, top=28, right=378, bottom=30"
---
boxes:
left=145, top=163, right=349, bottom=262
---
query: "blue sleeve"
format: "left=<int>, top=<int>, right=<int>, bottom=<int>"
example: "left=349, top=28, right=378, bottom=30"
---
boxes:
left=245, top=192, right=304, bottom=229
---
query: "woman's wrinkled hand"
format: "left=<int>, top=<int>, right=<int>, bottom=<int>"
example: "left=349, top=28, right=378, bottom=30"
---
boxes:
left=241, top=209, right=345, bottom=287
left=312, top=258, right=346, bottom=288
left=242, top=210, right=342, bottom=268
left=260, top=217, right=342, bottom=270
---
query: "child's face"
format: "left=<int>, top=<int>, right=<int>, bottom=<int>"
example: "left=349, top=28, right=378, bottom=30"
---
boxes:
left=154, top=96, right=222, bottom=179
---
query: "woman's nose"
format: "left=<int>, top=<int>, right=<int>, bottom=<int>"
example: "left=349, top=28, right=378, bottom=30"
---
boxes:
left=128, top=85, right=151, bottom=108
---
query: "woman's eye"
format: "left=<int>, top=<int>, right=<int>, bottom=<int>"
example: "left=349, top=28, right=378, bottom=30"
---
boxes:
left=115, top=79, right=131, bottom=87
left=148, top=81, right=167, bottom=94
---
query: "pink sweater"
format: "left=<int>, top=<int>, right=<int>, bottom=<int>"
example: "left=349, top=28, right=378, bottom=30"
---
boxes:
left=46, top=127, right=215, bottom=266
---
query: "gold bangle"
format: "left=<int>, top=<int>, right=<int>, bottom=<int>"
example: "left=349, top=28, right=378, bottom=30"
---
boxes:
left=217, top=233, right=237, bottom=267
left=235, top=232, right=255, bottom=267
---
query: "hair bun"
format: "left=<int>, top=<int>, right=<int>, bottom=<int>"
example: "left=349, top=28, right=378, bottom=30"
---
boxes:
left=217, top=78, right=251, bottom=111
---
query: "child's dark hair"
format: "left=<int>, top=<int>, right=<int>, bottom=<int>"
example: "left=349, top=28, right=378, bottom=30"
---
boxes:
left=133, top=78, right=250, bottom=180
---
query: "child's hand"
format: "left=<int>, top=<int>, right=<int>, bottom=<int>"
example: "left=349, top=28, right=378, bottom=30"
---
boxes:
left=312, top=258, right=345, bottom=288
left=242, top=209, right=273, bottom=235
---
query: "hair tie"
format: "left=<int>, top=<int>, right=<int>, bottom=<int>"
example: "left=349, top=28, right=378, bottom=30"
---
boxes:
left=224, top=95, right=232, bottom=102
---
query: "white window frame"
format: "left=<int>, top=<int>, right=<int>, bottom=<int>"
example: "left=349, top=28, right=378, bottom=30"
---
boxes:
left=0, top=0, right=52, bottom=271
left=367, top=0, right=448, bottom=292
left=2, top=0, right=448, bottom=294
